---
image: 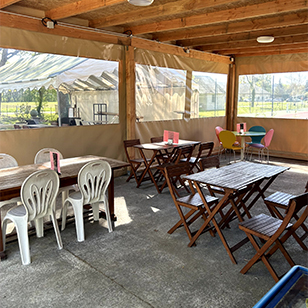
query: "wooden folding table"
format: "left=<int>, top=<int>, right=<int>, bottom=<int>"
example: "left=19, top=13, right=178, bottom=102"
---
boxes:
left=134, top=140, right=200, bottom=193
left=183, top=161, right=289, bottom=264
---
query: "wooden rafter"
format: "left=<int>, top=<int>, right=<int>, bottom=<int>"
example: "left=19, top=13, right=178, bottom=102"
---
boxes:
left=0, top=0, right=21, bottom=9
left=164, top=11, right=308, bottom=44
left=46, top=0, right=127, bottom=20
left=222, top=43, right=308, bottom=56
left=208, top=42, right=308, bottom=55
left=126, top=0, right=307, bottom=35
left=0, top=11, right=130, bottom=46
left=199, top=35, right=308, bottom=52
left=178, top=24, right=308, bottom=48
left=90, top=0, right=241, bottom=28
left=0, top=10, right=231, bottom=64
left=131, top=37, right=231, bottom=64
left=0, top=0, right=307, bottom=58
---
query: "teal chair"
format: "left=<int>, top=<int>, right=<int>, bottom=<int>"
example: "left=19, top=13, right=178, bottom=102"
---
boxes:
left=246, top=126, right=266, bottom=144
left=246, top=126, right=266, bottom=160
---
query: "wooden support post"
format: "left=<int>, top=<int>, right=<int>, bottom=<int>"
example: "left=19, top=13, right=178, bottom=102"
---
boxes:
left=185, top=71, right=192, bottom=120
left=125, top=46, right=136, bottom=158
left=226, top=60, right=236, bottom=131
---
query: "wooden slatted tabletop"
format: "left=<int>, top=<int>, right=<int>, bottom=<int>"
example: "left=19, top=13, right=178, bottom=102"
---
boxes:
left=0, top=155, right=129, bottom=205
left=184, top=161, right=289, bottom=191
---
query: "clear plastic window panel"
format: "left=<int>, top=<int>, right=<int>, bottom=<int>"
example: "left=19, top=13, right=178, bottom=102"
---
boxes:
left=191, top=72, right=228, bottom=118
left=135, top=64, right=187, bottom=122
left=0, top=48, right=119, bottom=129
left=238, top=72, right=308, bottom=119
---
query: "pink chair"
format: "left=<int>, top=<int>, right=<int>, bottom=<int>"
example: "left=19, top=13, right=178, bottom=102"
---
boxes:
left=247, top=129, right=274, bottom=163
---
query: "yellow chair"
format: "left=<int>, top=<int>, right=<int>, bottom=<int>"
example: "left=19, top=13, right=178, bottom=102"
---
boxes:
left=219, top=130, right=242, bottom=163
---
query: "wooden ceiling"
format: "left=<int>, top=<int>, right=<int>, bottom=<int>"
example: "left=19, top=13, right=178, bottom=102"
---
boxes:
left=1, top=0, right=307, bottom=57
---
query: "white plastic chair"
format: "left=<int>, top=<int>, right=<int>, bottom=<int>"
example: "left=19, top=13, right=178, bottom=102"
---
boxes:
left=34, top=148, right=63, bottom=164
left=2, top=169, right=63, bottom=265
left=0, top=154, right=21, bottom=208
left=0, top=153, right=18, bottom=169
left=34, top=148, right=78, bottom=204
left=61, top=160, right=113, bottom=242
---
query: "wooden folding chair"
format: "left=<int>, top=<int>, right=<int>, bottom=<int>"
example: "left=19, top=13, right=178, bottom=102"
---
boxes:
left=238, top=192, right=308, bottom=282
left=188, top=141, right=214, bottom=172
left=198, top=155, right=232, bottom=229
left=164, top=161, right=219, bottom=245
left=156, top=145, right=194, bottom=193
left=150, top=136, right=169, bottom=164
left=123, top=139, right=150, bottom=184
left=150, top=136, right=163, bottom=143
left=264, top=181, right=308, bottom=250
left=198, top=155, right=224, bottom=195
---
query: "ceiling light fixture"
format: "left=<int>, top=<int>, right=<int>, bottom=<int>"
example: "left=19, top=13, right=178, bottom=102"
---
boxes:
left=127, top=0, right=154, bottom=6
left=41, top=17, right=57, bottom=29
left=257, top=36, right=275, bottom=43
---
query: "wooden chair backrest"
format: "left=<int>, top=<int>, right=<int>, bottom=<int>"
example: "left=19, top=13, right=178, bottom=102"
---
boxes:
left=286, top=192, right=308, bottom=217
left=150, top=136, right=163, bottom=143
left=164, top=162, right=192, bottom=200
left=197, top=142, right=214, bottom=159
left=123, top=139, right=140, bottom=161
left=176, top=145, right=194, bottom=163
left=199, top=155, right=220, bottom=171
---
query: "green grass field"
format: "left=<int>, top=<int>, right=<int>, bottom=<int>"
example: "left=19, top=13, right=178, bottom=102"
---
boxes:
left=199, top=100, right=308, bottom=118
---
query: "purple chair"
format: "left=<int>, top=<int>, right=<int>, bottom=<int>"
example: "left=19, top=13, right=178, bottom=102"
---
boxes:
left=248, top=129, right=274, bottom=163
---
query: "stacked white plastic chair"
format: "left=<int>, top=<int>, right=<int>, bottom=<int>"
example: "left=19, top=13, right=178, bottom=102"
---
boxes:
left=61, top=160, right=113, bottom=242
left=2, top=169, right=63, bottom=265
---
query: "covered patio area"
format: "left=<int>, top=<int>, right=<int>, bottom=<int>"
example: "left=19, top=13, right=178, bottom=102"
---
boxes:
left=0, top=156, right=307, bottom=307
left=0, top=1, right=307, bottom=307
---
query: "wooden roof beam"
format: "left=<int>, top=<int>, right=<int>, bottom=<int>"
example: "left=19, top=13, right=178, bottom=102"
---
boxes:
left=220, top=43, right=308, bottom=56
left=199, top=34, right=308, bottom=51
left=0, top=0, right=21, bottom=9
left=126, top=0, right=307, bottom=35
left=46, top=0, right=127, bottom=21
left=89, top=0, right=241, bottom=29
left=0, top=11, right=130, bottom=46
left=235, top=47, right=308, bottom=57
left=131, top=37, right=232, bottom=64
left=155, top=11, right=308, bottom=42
left=178, top=24, right=308, bottom=47
left=0, top=11, right=231, bottom=65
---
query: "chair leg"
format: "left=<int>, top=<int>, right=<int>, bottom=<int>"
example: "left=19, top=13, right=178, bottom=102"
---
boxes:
left=275, top=240, right=295, bottom=267
left=71, top=201, right=85, bottom=242
left=34, top=217, right=44, bottom=238
left=240, top=233, right=280, bottom=282
left=92, top=202, right=100, bottom=221
left=50, top=211, right=63, bottom=249
left=3, top=215, right=31, bottom=265
left=64, top=199, right=85, bottom=242
left=14, top=217, right=31, bottom=265
left=61, top=202, right=68, bottom=231
left=103, top=198, right=114, bottom=232
left=61, top=191, right=68, bottom=210
left=168, top=209, right=196, bottom=234
left=126, top=162, right=141, bottom=183
left=2, top=218, right=9, bottom=252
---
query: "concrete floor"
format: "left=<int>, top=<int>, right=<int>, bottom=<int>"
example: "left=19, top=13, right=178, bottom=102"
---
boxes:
left=0, top=157, right=307, bottom=308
